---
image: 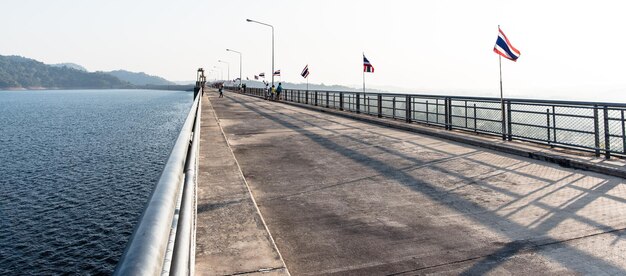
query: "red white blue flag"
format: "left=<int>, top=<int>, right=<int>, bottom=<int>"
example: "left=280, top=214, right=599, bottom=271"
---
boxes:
left=363, top=54, right=374, bottom=73
left=259, top=72, right=265, bottom=78
left=301, top=65, right=309, bottom=78
left=273, top=70, right=281, bottom=76
left=494, top=27, right=520, bottom=62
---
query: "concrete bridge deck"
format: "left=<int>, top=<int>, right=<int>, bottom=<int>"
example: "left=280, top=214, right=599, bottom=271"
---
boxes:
left=196, top=90, right=626, bottom=275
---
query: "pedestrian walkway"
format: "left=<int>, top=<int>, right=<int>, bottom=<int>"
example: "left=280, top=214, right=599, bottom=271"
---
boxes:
left=195, top=91, right=288, bottom=275
left=200, top=89, right=626, bottom=275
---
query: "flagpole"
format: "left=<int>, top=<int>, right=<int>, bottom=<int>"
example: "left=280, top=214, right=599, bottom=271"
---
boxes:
left=362, top=52, right=365, bottom=93
left=499, top=52, right=506, bottom=140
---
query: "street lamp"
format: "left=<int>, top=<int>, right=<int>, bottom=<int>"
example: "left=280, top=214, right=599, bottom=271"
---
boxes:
left=213, top=66, right=223, bottom=80
left=226, top=49, right=242, bottom=88
left=246, top=19, right=274, bottom=86
left=217, top=60, right=230, bottom=80
left=207, top=69, right=216, bottom=81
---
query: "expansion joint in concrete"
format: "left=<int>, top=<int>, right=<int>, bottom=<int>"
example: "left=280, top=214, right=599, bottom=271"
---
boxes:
left=389, top=227, right=626, bottom=275
left=227, top=266, right=287, bottom=275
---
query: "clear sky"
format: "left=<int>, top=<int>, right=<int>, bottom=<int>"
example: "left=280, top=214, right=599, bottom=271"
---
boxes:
left=2, top=0, right=625, bottom=102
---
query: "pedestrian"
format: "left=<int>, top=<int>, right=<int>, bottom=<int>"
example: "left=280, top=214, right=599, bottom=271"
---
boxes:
left=264, top=83, right=270, bottom=100
left=276, top=82, right=283, bottom=101
left=271, top=85, right=276, bottom=100
left=219, top=84, right=224, bottom=98
left=242, top=83, right=247, bottom=93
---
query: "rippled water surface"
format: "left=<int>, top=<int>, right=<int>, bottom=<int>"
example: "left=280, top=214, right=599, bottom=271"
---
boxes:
left=0, top=89, right=192, bottom=275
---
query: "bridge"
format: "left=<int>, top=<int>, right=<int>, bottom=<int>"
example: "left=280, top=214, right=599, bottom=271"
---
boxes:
left=116, top=77, right=626, bottom=275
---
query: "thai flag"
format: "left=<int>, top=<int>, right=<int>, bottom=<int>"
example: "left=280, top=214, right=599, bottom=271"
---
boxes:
left=363, top=54, right=374, bottom=73
left=301, top=65, right=310, bottom=78
left=259, top=73, right=265, bottom=78
left=494, top=27, right=520, bottom=62
left=273, top=70, right=281, bottom=76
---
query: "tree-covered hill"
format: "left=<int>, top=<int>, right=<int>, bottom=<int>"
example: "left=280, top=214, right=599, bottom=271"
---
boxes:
left=50, top=63, right=88, bottom=71
left=104, top=70, right=175, bottom=86
left=0, top=55, right=130, bottom=89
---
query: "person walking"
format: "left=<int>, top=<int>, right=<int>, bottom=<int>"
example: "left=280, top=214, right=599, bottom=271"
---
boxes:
left=264, top=83, right=270, bottom=100
left=219, top=84, right=224, bottom=98
left=270, top=85, right=276, bottom=101
left=276, top=82, right=283, bottom=101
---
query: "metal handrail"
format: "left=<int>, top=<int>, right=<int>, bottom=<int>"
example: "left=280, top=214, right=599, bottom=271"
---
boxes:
left=170, top=92, right=201, bottom=275
left=227, top=86, right=626, bottom=159
left=240, top=86, right=626, bottom=107
left=115, top=88, right=201, bottom=275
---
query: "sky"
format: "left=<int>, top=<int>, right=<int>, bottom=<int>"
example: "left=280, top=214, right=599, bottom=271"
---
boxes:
left=2, top=0, right=625, bottom=102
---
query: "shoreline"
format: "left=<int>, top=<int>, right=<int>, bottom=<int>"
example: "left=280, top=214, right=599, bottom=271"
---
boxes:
left=0, top=85, right=195, bottom=92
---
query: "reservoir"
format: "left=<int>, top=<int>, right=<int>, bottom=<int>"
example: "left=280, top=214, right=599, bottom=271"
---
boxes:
left=0, top=89, right=192, bottom=275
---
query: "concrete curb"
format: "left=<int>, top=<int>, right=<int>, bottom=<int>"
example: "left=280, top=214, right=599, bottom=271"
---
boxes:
left=231, top=91, right=626, bottom=179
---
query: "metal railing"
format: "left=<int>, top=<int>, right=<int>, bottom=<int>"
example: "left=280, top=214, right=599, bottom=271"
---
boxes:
left=115, top=87, right=201, bottom=275
left=227, top=86, right=626, bottom=159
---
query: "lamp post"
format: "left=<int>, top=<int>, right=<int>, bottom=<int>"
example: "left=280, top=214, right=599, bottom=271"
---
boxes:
left=217, top=60, right=230, bottom=80
left=207, top=69, right=215, bottom=81
left=213, top=66, right=223, bottom=80
left=246, top=19, right=274, bottom=86
left=226, top=49, right=242, bottom=88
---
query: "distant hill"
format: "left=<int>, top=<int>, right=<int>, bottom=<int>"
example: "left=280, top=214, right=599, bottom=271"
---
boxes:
left=50, top=63, right=88, bottom=71
left=104, top=70, right=175, bottom=86
left=0, top=55, right=129, bottom=89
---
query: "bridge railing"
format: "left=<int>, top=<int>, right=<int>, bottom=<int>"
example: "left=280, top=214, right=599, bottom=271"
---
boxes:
left=227, top=86, right=626, bottom=159
left=115, top=87, right=201, bottom=275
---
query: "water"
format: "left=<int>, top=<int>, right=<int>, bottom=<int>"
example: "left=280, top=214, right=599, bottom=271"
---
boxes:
left=0, top=89, right=193, bottom=275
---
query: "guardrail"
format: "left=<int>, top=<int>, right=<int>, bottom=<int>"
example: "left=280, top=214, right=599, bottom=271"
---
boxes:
left=227, top=86, right=626, bottom=159
left=115, top=87, right=202, bottom=275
